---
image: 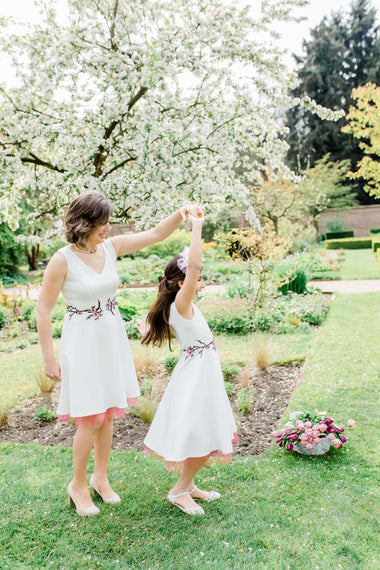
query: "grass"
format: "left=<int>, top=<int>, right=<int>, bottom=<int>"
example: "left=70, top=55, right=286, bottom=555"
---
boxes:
left=340, top=249, right=380, bottom=280
left=0, top=295, right=378, bottom=568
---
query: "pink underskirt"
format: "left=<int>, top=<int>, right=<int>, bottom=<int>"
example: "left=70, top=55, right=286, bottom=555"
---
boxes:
left=58, top=397, right=141, bottom=428
left=144, top=432, right=239, bottom=473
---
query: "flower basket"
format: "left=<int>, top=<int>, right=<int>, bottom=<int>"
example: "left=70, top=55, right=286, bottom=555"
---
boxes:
left=272, top=410, right=356, bottom=454
left=293, top=438, right=331, bottom=456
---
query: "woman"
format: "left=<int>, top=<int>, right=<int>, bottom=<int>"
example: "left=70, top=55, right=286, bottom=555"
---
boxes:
left=37, top=190, right=192, bottom=516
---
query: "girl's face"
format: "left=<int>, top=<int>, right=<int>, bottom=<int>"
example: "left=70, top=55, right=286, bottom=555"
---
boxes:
left=193, top=273, right=205, bottom=299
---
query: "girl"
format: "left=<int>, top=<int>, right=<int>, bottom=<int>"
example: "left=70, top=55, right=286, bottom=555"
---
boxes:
left=37, top=191, right=193, bottom=516
left=141, top=209, right=238, bottom=516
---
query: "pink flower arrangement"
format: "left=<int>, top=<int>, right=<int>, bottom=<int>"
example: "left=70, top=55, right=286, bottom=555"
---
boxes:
left=272, top=410, right=356, bottom=452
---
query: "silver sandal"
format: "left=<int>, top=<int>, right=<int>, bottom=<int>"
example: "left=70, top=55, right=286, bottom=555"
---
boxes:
left=167, top=490, right=205, bottom=515
left=190, top=486, right=221, bottom=502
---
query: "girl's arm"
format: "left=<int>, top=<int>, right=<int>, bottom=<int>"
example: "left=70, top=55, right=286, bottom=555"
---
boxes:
left=110, top=207, right=191, bottom=258
left=36, top=253, right=67, bottom=382
left=175, top=212, right=204, bottom=319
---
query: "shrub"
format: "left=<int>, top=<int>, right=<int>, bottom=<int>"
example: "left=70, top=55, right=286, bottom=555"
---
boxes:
left=236, top=387, right=254, bottom=414
left=163, top=355, right=179, bottom=373
left=198, top=297, right=252, bottom=335
left=369, top=228, right=380, bottom=235
left=372, top=238, right=380, bottom=252
left=21, top=300, right=37, bottom=323
left=324, top=231, right=354, bottom=240
left=325, top=237, right=372, bottom=249
left=52, top=321, right=64, bottom=338
left=134, top=229, right=190, bottom=259
left=35, top=406, right=58, bottom=422
left=221, top=363, right=240, bottom=380
left=0, top=305, right=10, bottom=330
left=277, top=267, right=308, bottom=295
left=224, top=381, right=235, bottom=397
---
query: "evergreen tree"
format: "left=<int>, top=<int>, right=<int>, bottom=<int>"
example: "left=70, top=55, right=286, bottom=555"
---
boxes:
left=285, top=0, right=380, bottom=204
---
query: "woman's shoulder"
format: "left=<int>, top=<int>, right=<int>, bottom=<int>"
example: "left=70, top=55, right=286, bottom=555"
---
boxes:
left=103, top=238, right=117, bottom=259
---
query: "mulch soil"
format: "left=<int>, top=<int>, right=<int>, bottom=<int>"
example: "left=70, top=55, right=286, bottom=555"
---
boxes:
left=0, top=363, right=302, bottom=457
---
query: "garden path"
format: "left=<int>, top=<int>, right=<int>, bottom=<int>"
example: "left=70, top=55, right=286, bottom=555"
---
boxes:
left=309, top=279, right=380, bottom=293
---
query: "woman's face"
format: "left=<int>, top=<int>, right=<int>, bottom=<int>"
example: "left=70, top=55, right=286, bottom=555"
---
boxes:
left=88, top=219, right=110, bottom=244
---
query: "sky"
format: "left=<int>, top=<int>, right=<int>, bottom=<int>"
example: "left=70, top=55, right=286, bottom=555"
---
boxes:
left=1, top=0, right=380, bottom=83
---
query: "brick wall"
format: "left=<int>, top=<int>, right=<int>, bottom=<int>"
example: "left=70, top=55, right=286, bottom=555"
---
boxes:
left=318, top=205, right=380, bottom=237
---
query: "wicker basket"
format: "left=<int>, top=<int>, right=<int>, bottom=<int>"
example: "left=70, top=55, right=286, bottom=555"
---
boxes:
left=293, top=438, right=331, bottom=456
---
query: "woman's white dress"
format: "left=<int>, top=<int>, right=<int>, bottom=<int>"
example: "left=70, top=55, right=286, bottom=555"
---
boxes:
left=56, top=240, right=140, bottom=424
left=144, top=302, right=238, bottom=470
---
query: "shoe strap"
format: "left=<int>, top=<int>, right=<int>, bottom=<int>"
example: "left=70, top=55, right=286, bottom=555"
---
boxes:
left=170, top=490, right=190, bottom=499
left=189, top=486, right=197, bottom=495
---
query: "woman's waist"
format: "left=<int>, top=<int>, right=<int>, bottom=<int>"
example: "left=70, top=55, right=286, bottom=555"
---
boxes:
left=179, top=337, right=216, bottom=361
left=64, top=296, right=119, bottom=321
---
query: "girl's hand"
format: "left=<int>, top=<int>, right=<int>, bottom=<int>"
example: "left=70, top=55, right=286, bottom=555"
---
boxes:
left=188, top=209, right=205, bottom=225
left=45, top=359, right=61, bottom=382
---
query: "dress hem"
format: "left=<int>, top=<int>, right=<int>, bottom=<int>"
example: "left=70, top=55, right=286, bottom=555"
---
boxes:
left=58, top=398, right=141, bottom=427
left=144, top=432, right=239, bottom=473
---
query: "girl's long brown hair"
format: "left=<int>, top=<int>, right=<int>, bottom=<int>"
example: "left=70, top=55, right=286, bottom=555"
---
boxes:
left=141, top=256, right=185, bottom=349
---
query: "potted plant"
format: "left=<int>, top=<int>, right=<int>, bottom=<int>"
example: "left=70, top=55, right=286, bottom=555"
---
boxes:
left=272, top=410, right=356, bottom=455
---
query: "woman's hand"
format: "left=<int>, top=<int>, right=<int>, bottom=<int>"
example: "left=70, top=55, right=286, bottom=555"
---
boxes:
left=136, top=318, right=150, bottom=337
left=44, top=359, right=62, bottom=382
left=179, top=204, right=205, bottom=223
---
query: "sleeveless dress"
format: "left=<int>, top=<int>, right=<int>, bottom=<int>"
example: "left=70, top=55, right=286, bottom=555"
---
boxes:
left=56, top=240, right=140, bottom=426
left=144, top=302, right=238, bottom=471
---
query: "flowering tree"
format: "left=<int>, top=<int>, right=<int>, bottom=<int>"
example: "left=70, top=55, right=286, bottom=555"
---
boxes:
left=342, top=83, right=380, bottom=199
left=0, top=0, right=343, bottom=240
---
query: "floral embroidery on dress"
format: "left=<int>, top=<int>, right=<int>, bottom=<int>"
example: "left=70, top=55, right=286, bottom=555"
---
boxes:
left=183, top=339, right=216, bottom=360
left=106, top=296, right=117, bottom=315
left=66, top=300, right=103, bottom=320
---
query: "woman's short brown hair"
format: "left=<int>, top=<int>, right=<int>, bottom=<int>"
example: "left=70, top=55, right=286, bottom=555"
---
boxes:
left=65, top=191, right=114, bottom=246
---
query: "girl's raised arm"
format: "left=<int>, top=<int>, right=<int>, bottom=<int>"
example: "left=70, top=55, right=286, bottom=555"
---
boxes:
left=175, top=212, right=204, bottom=319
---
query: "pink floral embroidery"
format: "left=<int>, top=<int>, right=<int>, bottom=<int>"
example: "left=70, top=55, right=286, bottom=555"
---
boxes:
left=106, top=296, right=117, bottom=315
left=183, top=339, right=216, bottom=360
left=67, top=300, right=103, bottom=320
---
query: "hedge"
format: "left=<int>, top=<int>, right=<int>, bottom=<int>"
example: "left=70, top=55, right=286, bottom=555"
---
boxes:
left=369, top=228, right=380, bottom=235
left=319, top=230, right=354, bottom=241
left=372, top=238, right=380, bottom=252
left=325, top=237, right=372, bottom=250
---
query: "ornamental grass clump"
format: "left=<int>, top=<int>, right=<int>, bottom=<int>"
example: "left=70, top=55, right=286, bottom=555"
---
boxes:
left=272, top=410, right=355, bottom=452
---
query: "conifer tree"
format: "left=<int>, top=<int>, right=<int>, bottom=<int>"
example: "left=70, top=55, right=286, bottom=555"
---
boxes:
left=285, top=0, right=380, bottom=204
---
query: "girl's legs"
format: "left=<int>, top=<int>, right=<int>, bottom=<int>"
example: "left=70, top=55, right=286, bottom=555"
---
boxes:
left=93, top=417, right=117, bottom=498
left=170, top=456, right=209, bottom=510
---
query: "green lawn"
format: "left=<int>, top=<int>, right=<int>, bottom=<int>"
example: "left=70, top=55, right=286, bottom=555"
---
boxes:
left=0, top=293, right=379, bottom=568
left=340, top=249, right=380, bottom=280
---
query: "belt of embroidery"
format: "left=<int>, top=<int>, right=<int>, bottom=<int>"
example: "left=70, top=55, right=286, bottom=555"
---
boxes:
left=66, top=297, right=117, bottom=320
left=183, top=339, right=216, bottom=360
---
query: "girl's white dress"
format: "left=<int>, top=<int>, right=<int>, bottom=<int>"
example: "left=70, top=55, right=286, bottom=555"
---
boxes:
left=144, top=302, right=238, bottom=471
left=56, top=240, right=140, bottom=425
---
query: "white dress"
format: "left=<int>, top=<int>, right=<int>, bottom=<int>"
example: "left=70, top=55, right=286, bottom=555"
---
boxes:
left=144, top=302, right=238, bottom=471
left=56, top=240, right=140, bottom=424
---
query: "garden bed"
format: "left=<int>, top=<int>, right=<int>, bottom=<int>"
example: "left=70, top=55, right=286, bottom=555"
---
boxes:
left=0, top=363, right=301, bottom=456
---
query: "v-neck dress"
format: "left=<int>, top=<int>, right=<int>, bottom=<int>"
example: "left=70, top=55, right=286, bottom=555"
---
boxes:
left=144, top=302, right=238, bottom=471
left=56, top=240, right=140, bottom=426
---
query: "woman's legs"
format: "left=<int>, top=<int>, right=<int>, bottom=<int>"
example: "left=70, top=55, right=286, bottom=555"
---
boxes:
left=71, top=421, right=98, bottom=508
left=93, top=417, right=117, bottom=498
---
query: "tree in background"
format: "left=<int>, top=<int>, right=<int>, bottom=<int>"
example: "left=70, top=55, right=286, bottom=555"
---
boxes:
left=285, top=0, right=380, bottom=204
left=342, top=83, right=380, bottom=199
left=0, top=0, right=343, bottom=244
left=299, top=157, right=358, bottom=235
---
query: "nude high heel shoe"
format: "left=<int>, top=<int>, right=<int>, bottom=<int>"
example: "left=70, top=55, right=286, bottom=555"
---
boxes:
left=89, top=475, right=121, bottom=505
left=67, top=482, right=100, bottom=516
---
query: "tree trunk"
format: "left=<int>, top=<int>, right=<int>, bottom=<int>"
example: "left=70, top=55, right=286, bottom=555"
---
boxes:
left=25, top=244, right=40, bottom=270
